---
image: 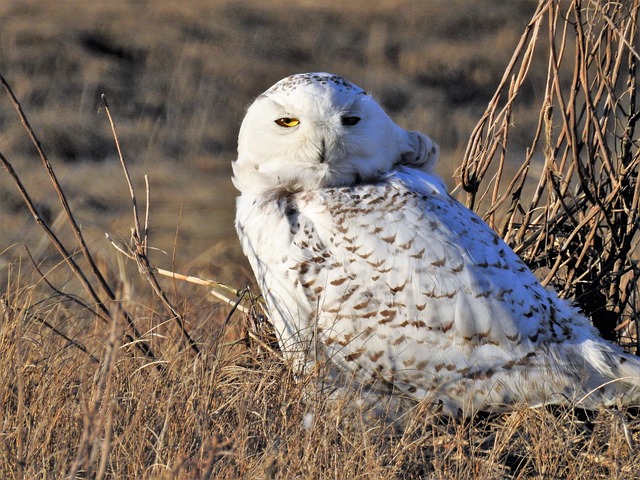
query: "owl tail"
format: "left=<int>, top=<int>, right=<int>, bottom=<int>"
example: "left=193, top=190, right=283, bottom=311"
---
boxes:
left=506, top=339, right=640, bottom=411
left=447, top=339, right=640, bottom=417
left=575, top=339, right=640, bottom=408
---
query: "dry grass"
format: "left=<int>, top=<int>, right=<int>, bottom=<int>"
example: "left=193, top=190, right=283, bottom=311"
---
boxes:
left=2, top=269, right=640, bottom=478
left=1, top=0, right=640, bottom=478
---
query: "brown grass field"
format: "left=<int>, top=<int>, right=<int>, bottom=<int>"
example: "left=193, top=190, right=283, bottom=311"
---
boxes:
left=1, top=0, right=639, bottom=478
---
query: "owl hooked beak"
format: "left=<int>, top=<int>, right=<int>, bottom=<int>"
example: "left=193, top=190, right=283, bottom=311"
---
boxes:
left=318, top=139, right=327, bottom=164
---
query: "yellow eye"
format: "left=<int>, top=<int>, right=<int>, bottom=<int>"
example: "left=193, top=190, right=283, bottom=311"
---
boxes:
left=275, top=117, right=300, bottom=127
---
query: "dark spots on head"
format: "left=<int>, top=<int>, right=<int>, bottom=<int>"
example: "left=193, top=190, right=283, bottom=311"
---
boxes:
left=362, top=326, right=375, bottom=337
left=516, top=352, right=537, bottom=365
left=506, top=333, right=520, bottom=343
left=399, top=239, right=414, bottom=250
left=378, top=317, right=396, bottom=325
left=337, top=333, right=353, bottom=347
left=367, top=258, right=385, bottom=269
left=290, top=261, right=310, bottom=275
left=471, top=369, right=495, bottom=381
left=474, top=290, right=492, bottom=299
left=319, top=138, right=326, bottom=164
left=301, top=279, right=315, bottom=289
left=403, top=357, right=416, bottom=367
left=502, top=359, right=516, bottom=370
left=353, top=300, right=370, bottom=310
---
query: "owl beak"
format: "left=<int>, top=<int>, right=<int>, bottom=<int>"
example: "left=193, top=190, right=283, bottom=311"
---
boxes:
left=318, top=138, right=327, bottom=164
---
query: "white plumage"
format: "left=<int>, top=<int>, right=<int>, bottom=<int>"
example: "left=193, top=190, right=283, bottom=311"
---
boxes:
left=233, top=72, right=640, bottom=416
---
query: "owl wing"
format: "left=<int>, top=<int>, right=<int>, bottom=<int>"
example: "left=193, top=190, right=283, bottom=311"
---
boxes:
left=238, top=167, right=634, bottom=414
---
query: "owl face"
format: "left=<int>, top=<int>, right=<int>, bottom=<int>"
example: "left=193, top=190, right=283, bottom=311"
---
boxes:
left=233, top=73, right=439, bottom=194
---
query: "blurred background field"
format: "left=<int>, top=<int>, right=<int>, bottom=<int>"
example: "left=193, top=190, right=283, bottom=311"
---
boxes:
left=0, top=0, right=539, bottom=287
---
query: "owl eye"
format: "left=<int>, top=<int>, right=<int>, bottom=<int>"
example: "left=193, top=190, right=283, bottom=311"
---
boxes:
left=275, top=117, right=300, bottom=127
left=341, top=116, right=361, bottom=126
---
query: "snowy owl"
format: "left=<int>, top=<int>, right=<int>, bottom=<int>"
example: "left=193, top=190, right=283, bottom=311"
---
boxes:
left=233, top=72, right=640, bottom=416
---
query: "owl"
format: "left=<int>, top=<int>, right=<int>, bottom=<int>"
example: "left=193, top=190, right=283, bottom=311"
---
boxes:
left=233, top=72, right=640, bottom=416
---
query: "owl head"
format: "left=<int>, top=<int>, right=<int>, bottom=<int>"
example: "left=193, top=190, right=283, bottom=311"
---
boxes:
left=232, top=72, right=439, bottom=194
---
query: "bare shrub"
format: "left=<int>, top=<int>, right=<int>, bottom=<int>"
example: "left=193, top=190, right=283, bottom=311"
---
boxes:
left=458, top=0, right=640, bottom=349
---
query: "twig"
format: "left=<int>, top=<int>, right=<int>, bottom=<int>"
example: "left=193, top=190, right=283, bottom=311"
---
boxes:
left=155, top=268, right=243, bottom=297
left=213, top=287, right=249, bottom=351
left=0, top=150, right=101, bottom=308
left=100, top=95, right=143, bottom=252
left=23, top=245, right=105, bottom=322
left=154, top=267, right=250, bottom=314
left=101, top=95, right=200, bottom=356
left=209, top=289, right=249, bottom=315
left=0, top=297, right=100, bottom=364
left=0, top=74, right=161, bottom=369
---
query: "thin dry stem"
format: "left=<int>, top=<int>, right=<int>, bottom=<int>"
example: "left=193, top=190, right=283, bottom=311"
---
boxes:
left=0, top=75, right=161, bottom=367
left=101, top=95, right=200, bottom=356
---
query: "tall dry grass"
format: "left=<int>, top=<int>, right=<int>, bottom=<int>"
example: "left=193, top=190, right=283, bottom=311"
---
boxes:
left=2, top=268, right=639, bottom=478
left=1, top=0, right=640, bottom=478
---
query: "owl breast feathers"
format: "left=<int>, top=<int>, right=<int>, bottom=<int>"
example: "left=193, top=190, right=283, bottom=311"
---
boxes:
left=233, top=72, right=640, bottom=416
